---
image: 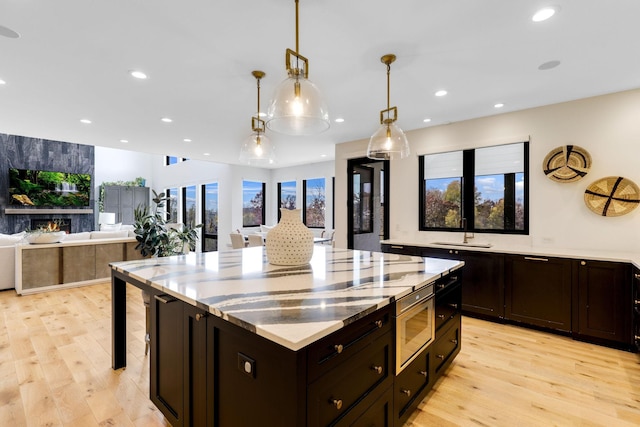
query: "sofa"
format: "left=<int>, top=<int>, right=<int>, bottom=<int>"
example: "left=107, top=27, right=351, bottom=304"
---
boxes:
left=0, top=226, right=138, bottom=292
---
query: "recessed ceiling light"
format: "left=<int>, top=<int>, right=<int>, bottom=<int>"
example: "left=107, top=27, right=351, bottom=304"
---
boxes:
left=120, top=139, right=129, bottom=143
left=0, top=25, right=20, bottom=39
left=80, top=119, right=92, bottom=124
left=320, top=154, right=327, bottom=157
left=538, top=60, right=561, bottom=70
left=0, top=79, right=6, bottom=85
left=129, top=70, right=148, bottom=79
left=183, top=138, right=192, bottom=142
left=334, top=118, right=344, bottom=123
left=435, top=90, right=448, bottom=97
left=161, top=117, right=173, bottom=123
left=532, top=7, right=556, bottom=22
left=423, top=118, right=431, bottom=123
left=494, top=103, right=505, bottom=108
left=203, top=152, right=211, bottom=156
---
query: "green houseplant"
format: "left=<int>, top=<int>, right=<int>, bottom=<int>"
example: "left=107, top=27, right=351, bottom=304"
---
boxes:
left=134, top=190, right=201, bottom=257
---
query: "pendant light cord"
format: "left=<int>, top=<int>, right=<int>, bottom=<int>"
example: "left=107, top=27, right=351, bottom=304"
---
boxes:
left=386, top=62, right=391, bottom=115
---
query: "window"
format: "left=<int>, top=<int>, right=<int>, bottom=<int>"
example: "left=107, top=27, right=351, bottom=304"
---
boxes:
left=165, top=156, right=179, bottom=165
left=202, top=183, right=218, bottom=252
left=353, top=166, right=373, bottom=233
left=243, top=180, right=265, bottom=227
left=419, top=141, right=528, bottom=234
left=303, top=177, right=325, bottom=228
left=182, top=185, right=197, bottom=228
left=277, top=181, right=296, bottom=221
left=166, top=187, right=179, bottom=222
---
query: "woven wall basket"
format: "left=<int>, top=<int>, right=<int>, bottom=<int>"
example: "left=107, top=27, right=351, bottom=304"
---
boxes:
left=542, top=145, right=591, bottom=183
left=584, top=176, right=640, bottom=217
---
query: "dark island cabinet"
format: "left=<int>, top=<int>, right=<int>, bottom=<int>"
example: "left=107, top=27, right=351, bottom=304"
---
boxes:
left=505, top=255, right=572, bottom=332
left=150, top=292, right=212, bottom=427
left=573, top=260, right=632, bottom=348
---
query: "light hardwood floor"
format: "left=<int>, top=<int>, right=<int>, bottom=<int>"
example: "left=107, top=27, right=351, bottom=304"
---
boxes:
left=1, top=282, right=639, bottom=427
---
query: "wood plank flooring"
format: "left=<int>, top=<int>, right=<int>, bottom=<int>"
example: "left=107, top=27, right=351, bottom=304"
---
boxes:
left=1, top=282, right=639, bottom=426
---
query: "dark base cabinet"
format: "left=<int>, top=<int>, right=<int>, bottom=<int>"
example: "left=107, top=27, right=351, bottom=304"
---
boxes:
left=394, top=245, right=504, bottom=320
left=573, top=260, right=632, bottom=348
left=382, top=243, right=636, bottom=352
left=505, top=255, right=572, bottom=332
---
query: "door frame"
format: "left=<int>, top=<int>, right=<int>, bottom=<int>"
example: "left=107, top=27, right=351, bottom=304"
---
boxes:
left=347, top=157, right=390, bottom=250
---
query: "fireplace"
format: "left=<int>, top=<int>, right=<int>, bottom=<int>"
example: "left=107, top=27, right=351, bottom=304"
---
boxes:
left=30, top=219, right=71, bottom=233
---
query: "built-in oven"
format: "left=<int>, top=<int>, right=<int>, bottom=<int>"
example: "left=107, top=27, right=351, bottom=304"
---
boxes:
left=395, top=282, right=435, bottom=374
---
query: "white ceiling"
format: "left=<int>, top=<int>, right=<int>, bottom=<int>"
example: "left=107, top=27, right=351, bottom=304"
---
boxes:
left=1, top=1, right=639, bottom=168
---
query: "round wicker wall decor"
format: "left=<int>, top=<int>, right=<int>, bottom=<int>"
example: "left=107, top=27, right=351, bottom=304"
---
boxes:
left=584, top=176, right=640, bottom=217
left=542, top=145, right=591, bottom=183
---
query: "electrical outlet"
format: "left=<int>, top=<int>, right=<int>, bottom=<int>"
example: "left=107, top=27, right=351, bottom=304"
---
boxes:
left=238, top=352, right=256, bottom=378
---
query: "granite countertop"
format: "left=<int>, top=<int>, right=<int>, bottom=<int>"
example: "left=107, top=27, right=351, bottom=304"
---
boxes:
left=111, top=246, right=463, bottom=351
left=381, top=239, right=640, bottom=268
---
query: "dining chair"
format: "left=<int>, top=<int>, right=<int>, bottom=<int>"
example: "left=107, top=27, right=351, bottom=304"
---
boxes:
left=230, top=233, right=246, bottom=249
left=247, top=234, right=264, bottom=247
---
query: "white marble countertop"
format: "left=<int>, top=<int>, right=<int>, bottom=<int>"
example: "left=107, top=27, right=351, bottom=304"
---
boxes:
left=381, top=239, right=640, bottom=269
left=111, top=246, right=463, bottom=351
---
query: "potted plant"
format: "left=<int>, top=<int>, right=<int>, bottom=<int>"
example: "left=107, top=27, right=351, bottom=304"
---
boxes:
left=133, top=190, right=201, bottom=257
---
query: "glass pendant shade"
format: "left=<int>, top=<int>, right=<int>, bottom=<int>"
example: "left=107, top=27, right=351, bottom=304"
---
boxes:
left=367, top=121, right=410, bottom=160
left=267, top=73, right=329, bottom=135
left=239, top=132, right=276, bottom=165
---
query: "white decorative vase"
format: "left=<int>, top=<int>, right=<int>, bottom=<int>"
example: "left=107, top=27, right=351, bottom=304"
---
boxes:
left=266, top=208, right=314, bottom=266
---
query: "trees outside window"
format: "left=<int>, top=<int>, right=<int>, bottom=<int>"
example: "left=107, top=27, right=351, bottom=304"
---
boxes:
left=202, top=183, right=218, bottom=252
left=182, top=185, right=197, bottom=228
left=243, top=180, right=265, bottom=227
left=303, top=178, right=325, bottom=228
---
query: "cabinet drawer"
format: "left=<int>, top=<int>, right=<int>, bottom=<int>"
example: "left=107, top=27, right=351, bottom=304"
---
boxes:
left=435, top=281, right=461, bottom=335
left=395, top=348, right=430, bottom=418
left=307, top=306, right=391, bottom=382
left=432, top=316, right=461, bottom=374
left=334, top=384, right=393, bottom=427
left=307, top=332, right=391, bottom=427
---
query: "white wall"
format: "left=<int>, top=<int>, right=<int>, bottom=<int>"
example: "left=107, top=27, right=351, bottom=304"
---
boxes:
left=335, top=89, right=640, bottom=253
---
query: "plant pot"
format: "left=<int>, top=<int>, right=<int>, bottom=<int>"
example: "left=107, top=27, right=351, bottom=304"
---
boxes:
left=265, top=208, right=314, bottom=266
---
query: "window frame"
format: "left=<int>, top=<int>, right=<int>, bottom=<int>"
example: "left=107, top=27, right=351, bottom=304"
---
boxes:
left=418, top=141, right=529, bottom=235
left=242, top=180, right=265, bottom=227
left=277, top=180, right=297, bottom=221
left=201, top=182, right=218, bottom=252
left=181, top=185, right=197, bottom=229
left=302, top=177, right=326, bottom=229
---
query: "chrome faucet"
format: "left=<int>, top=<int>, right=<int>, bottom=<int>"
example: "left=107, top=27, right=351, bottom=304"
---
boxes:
left=462, top=218, right=474, bottom=244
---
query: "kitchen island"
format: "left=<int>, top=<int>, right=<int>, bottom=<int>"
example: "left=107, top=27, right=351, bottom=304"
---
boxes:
left=111, top=246, right=463, bottom=426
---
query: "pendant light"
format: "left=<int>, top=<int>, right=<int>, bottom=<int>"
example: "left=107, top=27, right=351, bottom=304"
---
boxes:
left=366, top=54, right=410, bottom=160
left=240, top=71, right=276, bottom=165
left=266, top=0, right=329, bottom=135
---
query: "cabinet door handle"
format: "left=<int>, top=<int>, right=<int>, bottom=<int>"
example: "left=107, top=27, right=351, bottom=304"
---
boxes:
left=391, top=245, right=404, bottom=249
left=436, top=354, right=445, bottom=360
left=581, top=261, right=586, bottom=266
left=635, top=273, right=640, bottom=280
left=371, top=365, right=383, bottom=375
left=524, top=256, right=548, bottom=262
left=437, top=314, right=446, bottom=319
left=334, top=344, right=344, bottom=354
left=419, top=370, right=428, bottom=377
left=450, top=339, right=458, bottom=345
left=331, top=399, right=343, bottom=410
left=195, top=313, right=206, bottom=321
left=401, top=389, right=411, bottom=397
left=448, top=303, right=458, bottom=309
left=154, top=295, right=176, bottom=304
left=374, top=319, right=383, bottom=329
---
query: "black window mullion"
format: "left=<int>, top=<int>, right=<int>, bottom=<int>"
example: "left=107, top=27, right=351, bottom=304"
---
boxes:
left=261, top=182, right=266, bottom=225
left=462, top=149, right=475, bottom=231
left=418, top=156, right=426, bottom=229
left=277, top=182, right=283, bottom=222
left=504, top=173, right=516, bottom=230
left=302, top=179, right=308, bottom=224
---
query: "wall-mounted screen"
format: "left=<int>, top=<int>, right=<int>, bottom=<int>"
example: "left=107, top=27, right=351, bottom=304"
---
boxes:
left=9, top=168, right=91, bottom=207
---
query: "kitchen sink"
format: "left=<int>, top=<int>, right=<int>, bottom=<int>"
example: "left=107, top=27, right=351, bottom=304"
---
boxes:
left=430, top=241, right=493, bottom=248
